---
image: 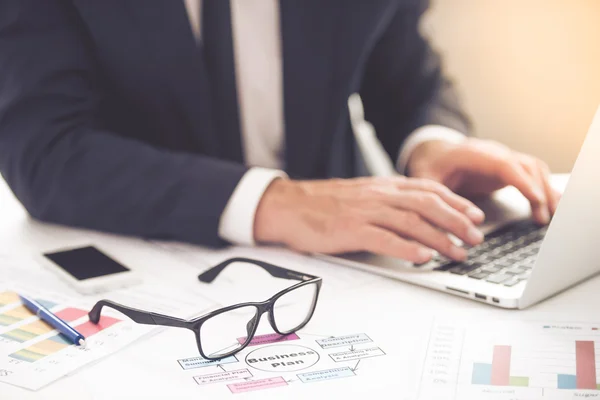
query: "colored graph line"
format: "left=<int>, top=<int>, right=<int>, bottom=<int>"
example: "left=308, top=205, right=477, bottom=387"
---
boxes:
left=0, top=308, right=88, bottom=343
left=0, top=291, right=19, bottom=307
left=34, top=299, right=57, bottom=310
left=8, top=315, right=121, bottom=363
left=74, top=315, right=120, bottom=337
left=0, top=292, right=57, bottom=309
left=0, top=293, right=60, bottom=327
left=1, top=320, right=54, bottom=342
left=54, top=308, right=89, bottom=322
left=0, top=305, right=34, bottom=326
left=10, top=334, right=72, bottom=362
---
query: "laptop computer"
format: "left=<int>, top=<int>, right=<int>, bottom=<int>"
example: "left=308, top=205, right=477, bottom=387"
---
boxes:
left=321, top=105, right=600, bottom=309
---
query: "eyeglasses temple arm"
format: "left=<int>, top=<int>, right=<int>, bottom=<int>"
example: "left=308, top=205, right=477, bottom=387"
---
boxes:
left=198, top=257, right=318, bottom=283
left=88, top=299, right=190, bottom=329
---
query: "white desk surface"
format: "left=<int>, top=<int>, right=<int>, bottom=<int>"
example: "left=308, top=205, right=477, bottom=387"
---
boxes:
left=1, top=174, right=598, bottom=399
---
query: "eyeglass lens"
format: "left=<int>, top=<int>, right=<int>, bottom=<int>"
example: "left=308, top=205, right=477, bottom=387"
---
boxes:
left=199, top=305, right=259, bottom=358
left=272, top=282, right=318, bottom=334
left=199, top=282, right=319, bottom=359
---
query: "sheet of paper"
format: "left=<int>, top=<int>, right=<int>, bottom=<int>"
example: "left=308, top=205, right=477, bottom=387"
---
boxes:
left=0, top=284, right=156, bottom=391
left=418, top=317, right=600, bottom=400
left=0, top=254, right=216, bottom=391
left=151, top=243, right=385, bottom=306
left=70, top=308, right=429, bottom=400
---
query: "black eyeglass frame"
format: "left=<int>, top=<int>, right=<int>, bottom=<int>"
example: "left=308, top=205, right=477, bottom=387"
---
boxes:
left=88, top=257, right=322, bottom=360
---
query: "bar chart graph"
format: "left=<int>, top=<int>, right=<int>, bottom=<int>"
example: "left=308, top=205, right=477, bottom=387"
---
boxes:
left=556, top=341, right=599, bottom=390
left=0, top=305, right=33, bottom=326
left=0, top=289, right=150, bottom=390
left=471, top=345, right=530, bottom=387
left=8, top=314, right=120, bottom=363
left=0, top=275, right=216, bottom=390
left=1, top=308, right=87, bottom=343
left=0, top=291, right=118, bottom=365
left=470, top=341, right=600, bottom=391
left=419, top=319, right=600, bottom=399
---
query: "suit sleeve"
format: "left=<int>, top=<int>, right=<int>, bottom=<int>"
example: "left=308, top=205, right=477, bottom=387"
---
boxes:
left=0, top=1, right=247, bottom=247
left=359, top=0, right=472, bottom=162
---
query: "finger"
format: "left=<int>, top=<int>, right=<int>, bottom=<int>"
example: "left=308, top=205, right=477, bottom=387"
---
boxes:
left=497, top=158, right=547, bottom=213
left=395, top=178, right=485, bottom=224
left=370, top=207, right=468, bottom=261
left=387, top=191, right=484, bottom=247
left=550, top=187, right=562, bottom=214
left=520, top=158, right=550, bottom=224
left=357, top=225, right=434, bottom=264
left=536, top=159, right=561, bottom=214
left=434, top=145, right=546, bottom=219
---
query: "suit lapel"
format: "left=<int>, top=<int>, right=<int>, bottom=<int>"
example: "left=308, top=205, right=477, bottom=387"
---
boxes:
left=280, top=0, right=339, bottom=178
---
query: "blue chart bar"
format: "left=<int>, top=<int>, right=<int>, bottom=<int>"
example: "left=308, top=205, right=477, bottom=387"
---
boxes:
left=558, top=374, right=577, bottom=390
left=472, top=363, right=493, bottom=385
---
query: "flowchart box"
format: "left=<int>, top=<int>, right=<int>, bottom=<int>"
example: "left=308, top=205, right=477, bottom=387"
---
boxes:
left=329, top=347, right=386, bottom=362
left=236, top=332, right=300, bottom=347
left=194, top=369, right=253, bottom=385
left=177, top=355, right=238, bottom=370
left=316, top=333, right=372, bottom=349
left=227, top=376, right=288, bottom=393
left=297, top=367, right=356, bottom=383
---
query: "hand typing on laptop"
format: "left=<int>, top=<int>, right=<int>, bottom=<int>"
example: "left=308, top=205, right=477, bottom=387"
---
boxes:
left=254, top=138, right=559, bottom=264
left=407, top=138, right=561, bottom=225
left=254, top=176, right=485, bottom=264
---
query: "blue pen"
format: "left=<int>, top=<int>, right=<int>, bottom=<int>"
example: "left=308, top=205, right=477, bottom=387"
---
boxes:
left=19, top=294, right=86, bottom=347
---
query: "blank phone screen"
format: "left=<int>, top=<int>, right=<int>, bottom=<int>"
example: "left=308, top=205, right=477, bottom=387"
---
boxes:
left=43, top=246, right=130, bottom=281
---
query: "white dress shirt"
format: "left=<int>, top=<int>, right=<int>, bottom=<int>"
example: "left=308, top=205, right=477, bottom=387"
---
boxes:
left=184, top=0, right=466, bottom=246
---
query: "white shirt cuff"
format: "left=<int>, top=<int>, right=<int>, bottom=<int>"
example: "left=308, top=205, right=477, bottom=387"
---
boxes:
left=396, top=125, right=467, bottom=175
left=218, top=167, right=288, bottom=246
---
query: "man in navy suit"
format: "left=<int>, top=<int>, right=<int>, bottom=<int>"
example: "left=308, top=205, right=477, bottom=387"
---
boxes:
left=0, top=0, right=559, bottom=263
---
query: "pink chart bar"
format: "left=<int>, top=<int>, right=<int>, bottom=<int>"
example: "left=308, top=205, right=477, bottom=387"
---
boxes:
left=575, top=341, right=597, bottom=390
left=236, top=332, right=300, bottom=346
left=227, top=377, right=287, bottom=394
left=491, top=345, right=511, bottom=386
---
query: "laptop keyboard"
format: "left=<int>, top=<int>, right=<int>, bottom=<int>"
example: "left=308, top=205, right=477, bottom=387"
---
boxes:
left=433, top=220, right=548, bottom=287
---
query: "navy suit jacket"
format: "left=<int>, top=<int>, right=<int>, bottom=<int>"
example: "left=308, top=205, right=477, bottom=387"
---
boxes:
left=0, top=0, right=469, bottom=247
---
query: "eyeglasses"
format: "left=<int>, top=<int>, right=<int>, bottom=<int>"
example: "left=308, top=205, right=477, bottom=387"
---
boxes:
left=88, top=257, right=322, bottom=360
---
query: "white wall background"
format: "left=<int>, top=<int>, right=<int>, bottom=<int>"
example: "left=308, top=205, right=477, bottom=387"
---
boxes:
left=425, top=0, right=600, bottom=172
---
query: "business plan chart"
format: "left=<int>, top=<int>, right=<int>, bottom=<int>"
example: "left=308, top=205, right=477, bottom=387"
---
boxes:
left=419, top=318, right=600, bottom=399
left=176, top=331, right=389, bottom=395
